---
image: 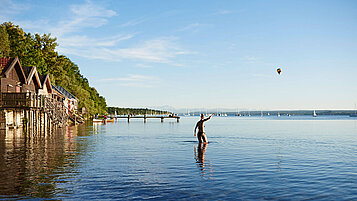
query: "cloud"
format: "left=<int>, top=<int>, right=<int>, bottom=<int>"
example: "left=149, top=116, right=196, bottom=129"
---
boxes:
left=243, top=56, right=258, bottom=64
left=252, top=73, right=271, bottom=78
left=215, top=10, right=233, bottom=15
left=16, top=19, right=50, bottom=31
left=110, top=38, right=188, bottom=63
left=0, top=0, right=30, bottom=18
left=120, top=17, right=147, bottom=27
left=177, top=23, right=213, bottom=32
left=9, top=0, right=116, bottom=36
left=59, top=37, right=190, bottom=64
left=58, top=34, right=134, bottom=48
left=241, top=56, right=276, bottom=66
left=49, top=0, right=117, bottom=36
left=39, top=1, right=188, bottom=65
left=136, top=64, right=152, bottom=68
left=100, top=74, right=160, bottom=88
left=5, top=0, right=191, bottom=66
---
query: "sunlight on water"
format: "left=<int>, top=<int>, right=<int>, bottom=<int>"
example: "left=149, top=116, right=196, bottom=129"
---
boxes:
left=0, top=116, right=356, bottom=200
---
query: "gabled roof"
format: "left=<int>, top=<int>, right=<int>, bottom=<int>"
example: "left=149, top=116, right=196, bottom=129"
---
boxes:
left=39, top=74, right=52, bottom=93
left=52, top=85, right=77, bottom=100
left=22, top=65, right=42, bottom=88
left=22, top=66, right=33, bottom=78
left=0, top=57, right=27, bottom=83
left=51, top=84, right=64, bottom=98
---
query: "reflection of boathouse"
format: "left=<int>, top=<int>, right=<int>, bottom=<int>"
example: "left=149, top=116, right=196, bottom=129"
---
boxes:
left=0, top=57, right=80, bottom=131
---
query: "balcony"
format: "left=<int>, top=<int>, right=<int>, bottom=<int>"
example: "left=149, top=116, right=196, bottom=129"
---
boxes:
left=0, top=92, right=45, bottom=108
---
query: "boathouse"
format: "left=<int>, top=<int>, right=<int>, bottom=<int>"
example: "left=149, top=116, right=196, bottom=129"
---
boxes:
left=52, top=85, right=82, bottom=124
left=52, top=85, right=78, bottom=113
left=0, top=57, right=68, bottom=131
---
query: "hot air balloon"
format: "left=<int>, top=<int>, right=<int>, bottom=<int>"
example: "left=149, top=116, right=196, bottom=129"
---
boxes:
left=277, top=68, right=282, bottom=75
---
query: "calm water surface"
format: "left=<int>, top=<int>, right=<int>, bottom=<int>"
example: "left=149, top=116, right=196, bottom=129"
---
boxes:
left=0, top=116, right=356, bottom=200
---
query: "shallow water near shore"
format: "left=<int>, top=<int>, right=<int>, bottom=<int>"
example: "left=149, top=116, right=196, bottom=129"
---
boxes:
left=0, top=116, right=356, bottom=200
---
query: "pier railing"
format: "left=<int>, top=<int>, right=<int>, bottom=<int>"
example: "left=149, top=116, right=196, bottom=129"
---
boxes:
left=0, top=92, right=44, bottom=108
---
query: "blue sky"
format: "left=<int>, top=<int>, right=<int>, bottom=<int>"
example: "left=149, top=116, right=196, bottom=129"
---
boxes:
left=1, top=0, right=357, bottom=111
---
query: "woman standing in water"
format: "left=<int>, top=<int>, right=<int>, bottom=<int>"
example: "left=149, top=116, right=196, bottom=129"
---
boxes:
left=194, top=113, right=215, bottom=143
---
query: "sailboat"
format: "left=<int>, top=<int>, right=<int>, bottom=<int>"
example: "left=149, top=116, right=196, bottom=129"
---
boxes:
left=313, top=110, right=317, bottom=117
left=350, top=104, right=357, bottom=117
left=235, top=109, right=241, bottom=116
left=184, top=109, right=191, bottom=116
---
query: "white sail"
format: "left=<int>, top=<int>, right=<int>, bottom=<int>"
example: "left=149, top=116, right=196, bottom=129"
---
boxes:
left=313, top=110, right=317, bottom=117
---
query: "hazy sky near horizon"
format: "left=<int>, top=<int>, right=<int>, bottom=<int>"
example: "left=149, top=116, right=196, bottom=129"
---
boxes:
left=1, top=0, right=357, bottom=111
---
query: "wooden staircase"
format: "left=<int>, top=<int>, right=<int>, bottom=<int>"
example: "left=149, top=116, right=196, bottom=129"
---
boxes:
left=44, top=97, right=68, bottom=127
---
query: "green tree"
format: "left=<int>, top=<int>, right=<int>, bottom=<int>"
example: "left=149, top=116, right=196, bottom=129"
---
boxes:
left=0, top=26, right=11, bottom=57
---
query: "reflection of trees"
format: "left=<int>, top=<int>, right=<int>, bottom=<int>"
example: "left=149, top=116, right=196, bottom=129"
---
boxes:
left=0, top=124, right=89, bottom=199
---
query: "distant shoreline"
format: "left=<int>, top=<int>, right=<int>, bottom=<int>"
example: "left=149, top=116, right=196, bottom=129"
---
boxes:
left=179, top=110, right=357, bottom=116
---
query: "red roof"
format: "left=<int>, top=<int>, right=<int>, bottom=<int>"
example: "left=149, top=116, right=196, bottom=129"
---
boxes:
left=0, top=58, right=14, bottom=75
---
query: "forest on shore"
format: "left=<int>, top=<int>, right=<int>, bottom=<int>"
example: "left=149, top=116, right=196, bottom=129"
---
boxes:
left=0, top=22, right=107, bottom=116
left=108, top=107, right=171, bottom=115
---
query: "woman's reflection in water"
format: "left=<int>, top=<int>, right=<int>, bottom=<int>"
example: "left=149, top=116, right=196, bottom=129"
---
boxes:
left=194, top=143, right=213, bottom=178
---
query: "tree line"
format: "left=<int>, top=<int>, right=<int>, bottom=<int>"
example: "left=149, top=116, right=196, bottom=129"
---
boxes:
left=108, top=107, right=171, bottom=115
left=0, top=22, right=107, bottom=116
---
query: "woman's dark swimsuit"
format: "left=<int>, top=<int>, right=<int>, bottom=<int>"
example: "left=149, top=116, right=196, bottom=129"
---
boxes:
left=197, top=131, right=206, bottom=143
left=197, top=131, right=205, bottom=137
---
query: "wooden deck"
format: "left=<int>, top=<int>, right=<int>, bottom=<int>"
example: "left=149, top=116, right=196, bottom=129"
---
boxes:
left=0, top=92, right=68, bottom=126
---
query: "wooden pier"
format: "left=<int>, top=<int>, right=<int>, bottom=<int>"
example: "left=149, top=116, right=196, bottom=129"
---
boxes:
left=112, top=115, right=180, bottom=123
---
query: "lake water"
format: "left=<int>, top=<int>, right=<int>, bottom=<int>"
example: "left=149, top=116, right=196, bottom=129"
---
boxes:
left=0, top=116, right=356, bottom=200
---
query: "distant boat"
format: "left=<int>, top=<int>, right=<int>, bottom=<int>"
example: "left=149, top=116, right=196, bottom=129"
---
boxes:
left=93, top=118, right=114, bottom=123
left=235, top=111, right=242, bottom=116
left=350, top=104, right=357, bottom=117
left=184, top=109, right=191, bottom=116
left=93, top=119, right=103, bottom=123
left=235, top=109, right=241, bottom=116
left=313, top=110, right=317, bottom=117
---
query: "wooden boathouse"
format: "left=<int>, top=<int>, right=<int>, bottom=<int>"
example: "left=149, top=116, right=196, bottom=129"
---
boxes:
left=0, top=57, right=81, bottom=132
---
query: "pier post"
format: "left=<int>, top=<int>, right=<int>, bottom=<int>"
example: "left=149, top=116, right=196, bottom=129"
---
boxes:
left=161, top=117, right=164, bottom=123
left=128, top=114, right=130, bottom=122
left=33, top=110, right=35, bottom=134
left=40, top=112, right=42, bottom=135
left=177, top=117, right=180, bottom=123
left=144, top=114, right=147, bottom=123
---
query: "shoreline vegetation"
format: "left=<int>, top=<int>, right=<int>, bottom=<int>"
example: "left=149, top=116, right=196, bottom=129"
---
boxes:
left=108, top=107, right=171, bottom=115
